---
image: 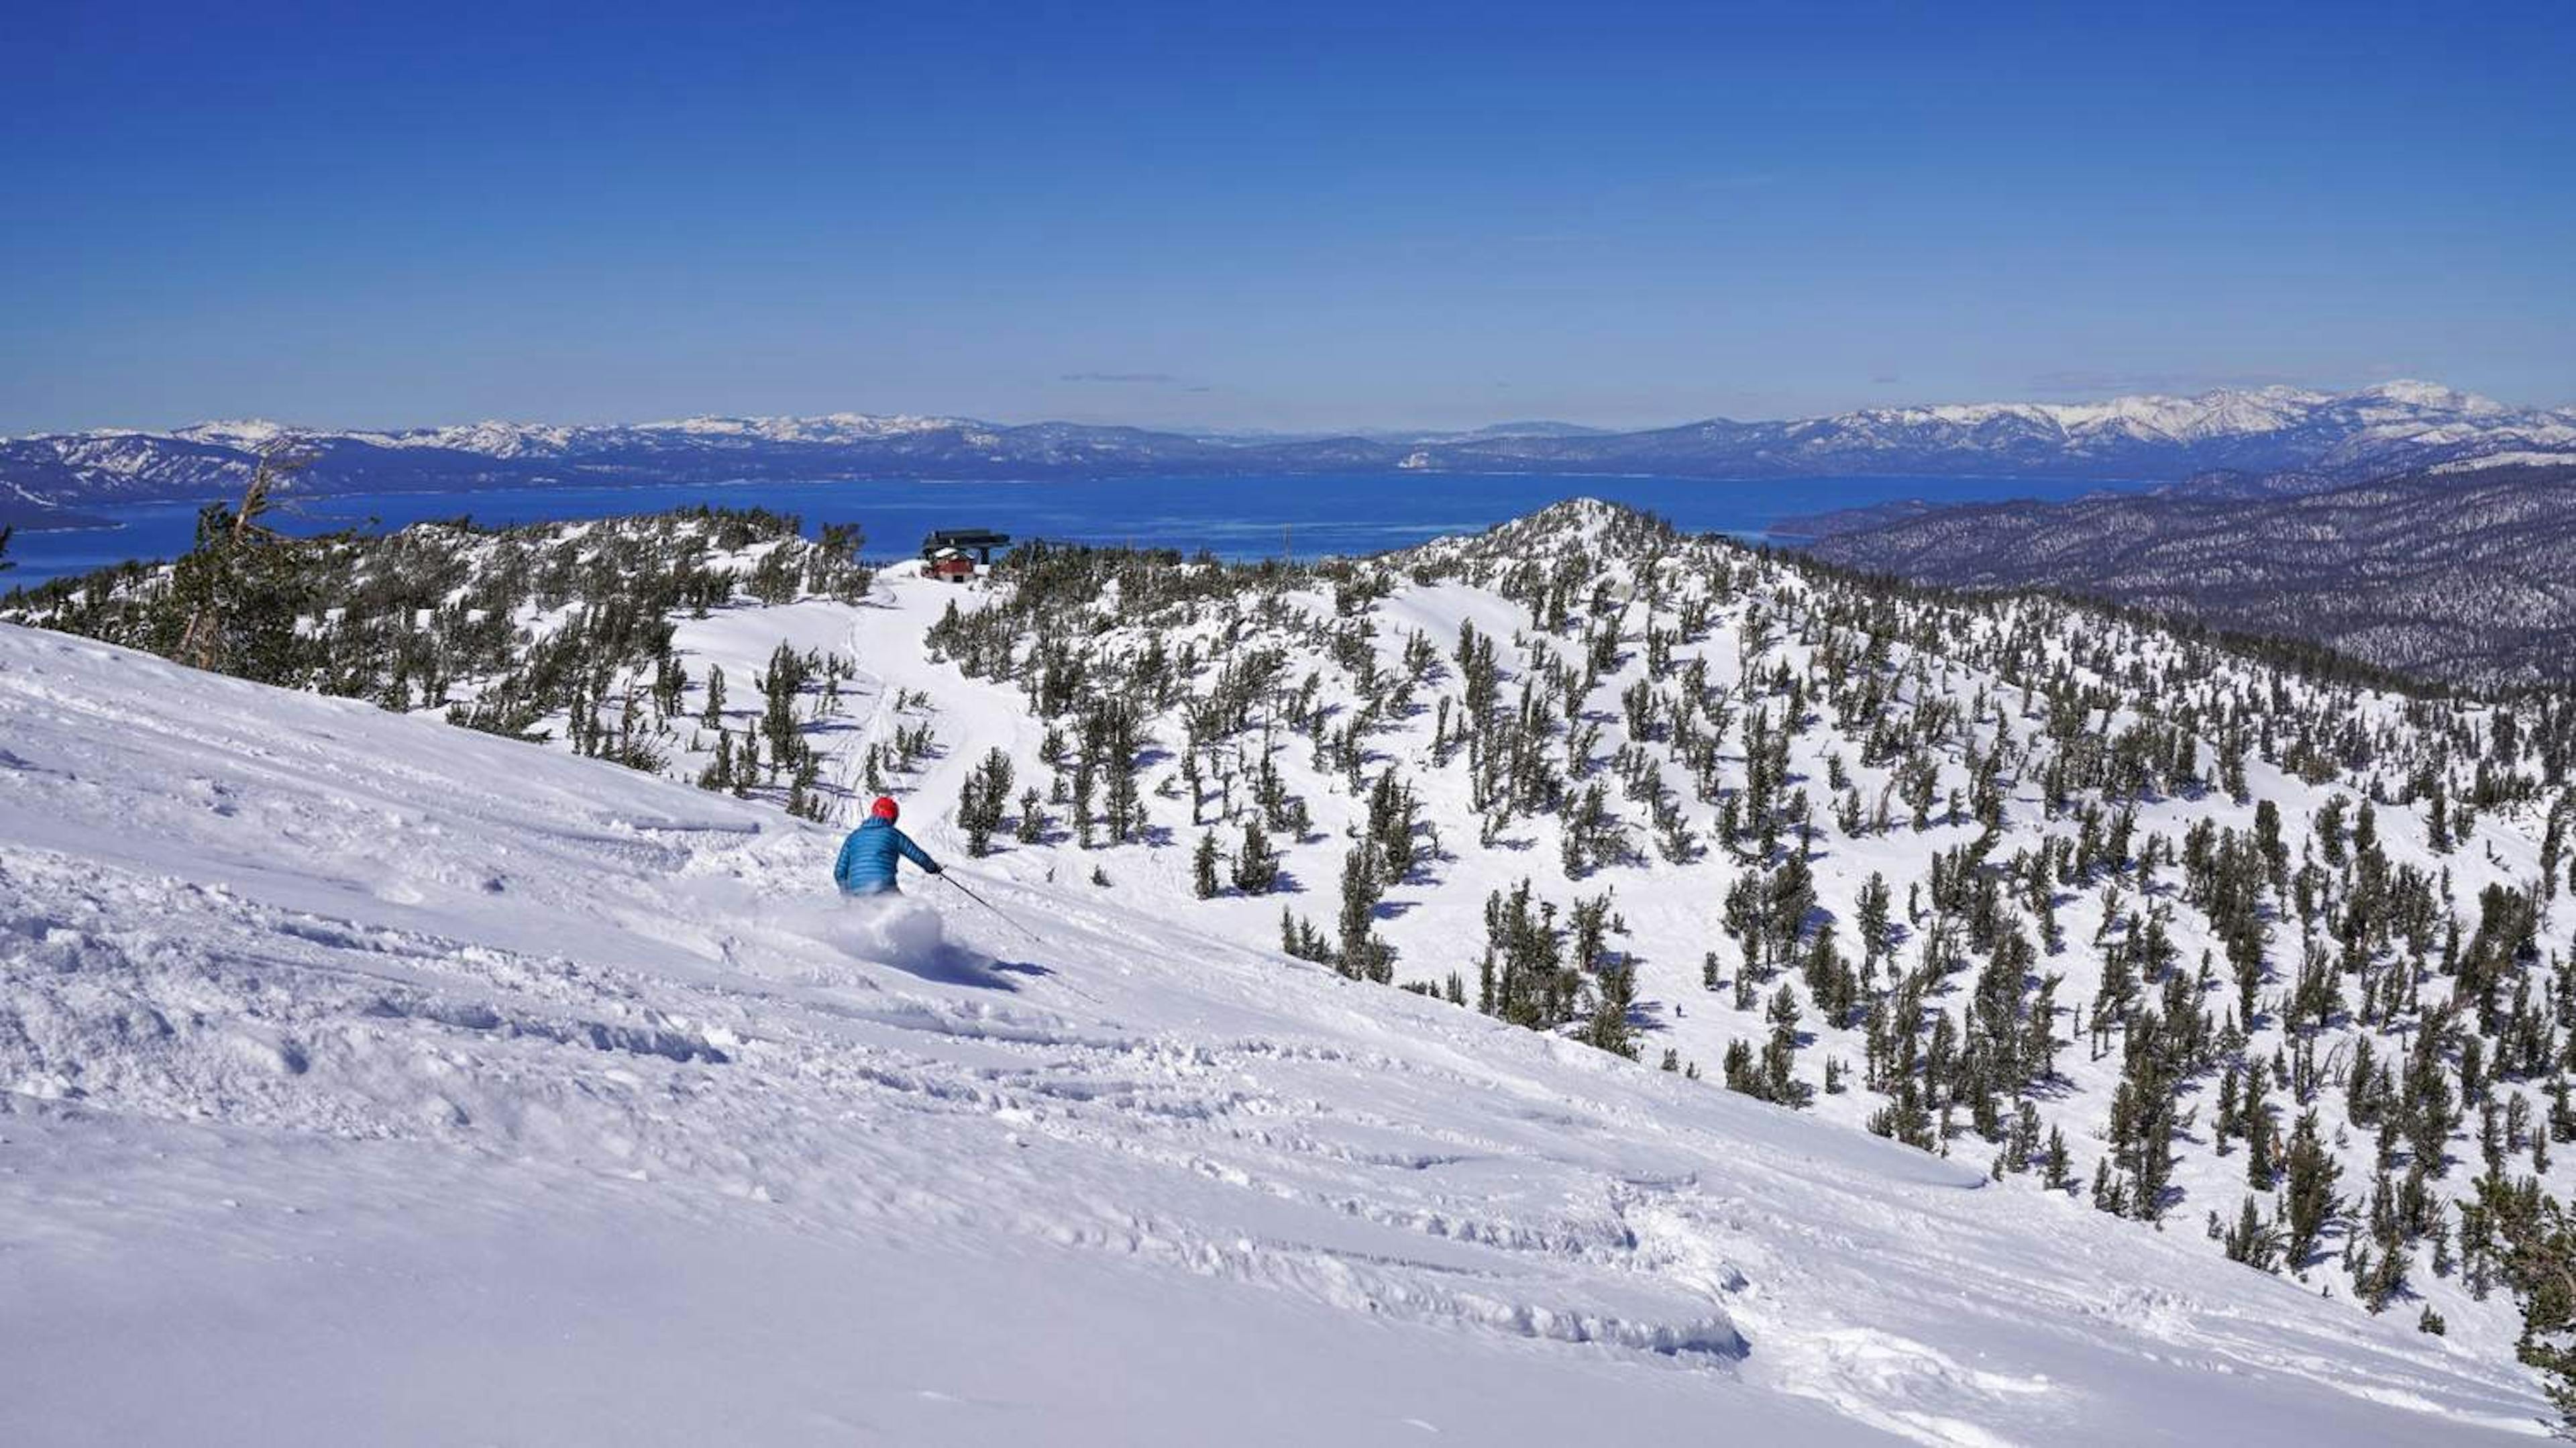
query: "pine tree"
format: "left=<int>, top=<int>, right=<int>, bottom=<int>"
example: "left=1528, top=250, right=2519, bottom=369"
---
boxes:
left=171, top=448, right=315, bottom=683
left=1193, top=831, right=1222, bottom=899
left=2243, top=1062, right=2275, bottom=1188
left=2223, top=1194, right=2278, bottom=1270
left=700, top=664, right=727, bottom=727
left=1336, top=845, right=1392, bottom=982
left=1856, top=872, right=1893, bottom=967
left=757, top=641, right=813, bottom=774
left=2281, top=1108, right=2343, bottom=1268
left=2041, top=1126, right=2072, bottom=1190
left=957, top=747, right=1014, bottom=856
left=696, top=729, right=733, bottom=792
left=1761, top=984, right=1811, bottom=1107
left=1232, top=821, right=1281, bottom=894
left=1580, top=962, right=1640, bottom=1059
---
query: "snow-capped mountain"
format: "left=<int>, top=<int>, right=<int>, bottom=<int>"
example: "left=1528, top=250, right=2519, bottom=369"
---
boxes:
left=1446, top=381, right=2576, bottom=480
left=5, top=381, right=2570, bottom=519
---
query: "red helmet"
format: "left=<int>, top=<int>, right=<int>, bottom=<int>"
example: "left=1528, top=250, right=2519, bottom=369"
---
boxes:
left=871, top=795, right=900, bottom=821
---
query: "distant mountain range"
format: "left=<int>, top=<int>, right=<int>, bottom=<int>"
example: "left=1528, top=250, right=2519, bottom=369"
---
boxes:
left=5, top=380, right=2573, bottom=526
left=1796, top=457, right=2576, bottom=692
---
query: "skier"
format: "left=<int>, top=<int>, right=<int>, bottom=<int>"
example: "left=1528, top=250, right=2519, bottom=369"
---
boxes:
left=835, top=795, right=944, bottom=896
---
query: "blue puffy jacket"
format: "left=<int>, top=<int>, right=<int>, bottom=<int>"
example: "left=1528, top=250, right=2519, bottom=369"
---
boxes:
left=834, top=817, right=941, bottom=894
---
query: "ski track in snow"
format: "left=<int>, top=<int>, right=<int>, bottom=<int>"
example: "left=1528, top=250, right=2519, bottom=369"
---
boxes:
left=0, top=621, right=2553, bottom=1445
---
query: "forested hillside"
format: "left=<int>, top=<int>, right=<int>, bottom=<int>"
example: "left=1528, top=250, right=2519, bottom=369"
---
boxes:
left=1800, top=459, right=2576, bottom=691
left=18, top=496, right=2576, bottom=1417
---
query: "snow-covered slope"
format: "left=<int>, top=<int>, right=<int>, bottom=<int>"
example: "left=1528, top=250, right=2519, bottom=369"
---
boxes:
left=0, top=621, right=2551, bottom=1443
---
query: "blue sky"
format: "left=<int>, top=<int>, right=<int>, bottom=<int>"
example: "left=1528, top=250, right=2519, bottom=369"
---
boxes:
left=5, top=0, right=2571, bottom=433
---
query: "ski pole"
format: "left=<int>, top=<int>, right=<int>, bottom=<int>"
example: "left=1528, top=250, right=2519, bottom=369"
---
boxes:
left=942, top=872, right=1042, bottom=944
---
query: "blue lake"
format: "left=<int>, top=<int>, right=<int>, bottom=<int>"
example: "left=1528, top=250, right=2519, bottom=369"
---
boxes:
left=2, top=471, right=2142, bottom=588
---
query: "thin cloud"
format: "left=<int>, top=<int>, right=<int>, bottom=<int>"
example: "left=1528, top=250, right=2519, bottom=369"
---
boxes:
left=1061, top=372, right=1181, bottom=386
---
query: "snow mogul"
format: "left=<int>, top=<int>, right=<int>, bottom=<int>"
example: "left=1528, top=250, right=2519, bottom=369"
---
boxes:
left=834, top=795, right=945, bottom=896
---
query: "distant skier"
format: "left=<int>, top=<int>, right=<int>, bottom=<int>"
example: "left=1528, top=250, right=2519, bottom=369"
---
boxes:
left=835, top=795, right=944, bottom=896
